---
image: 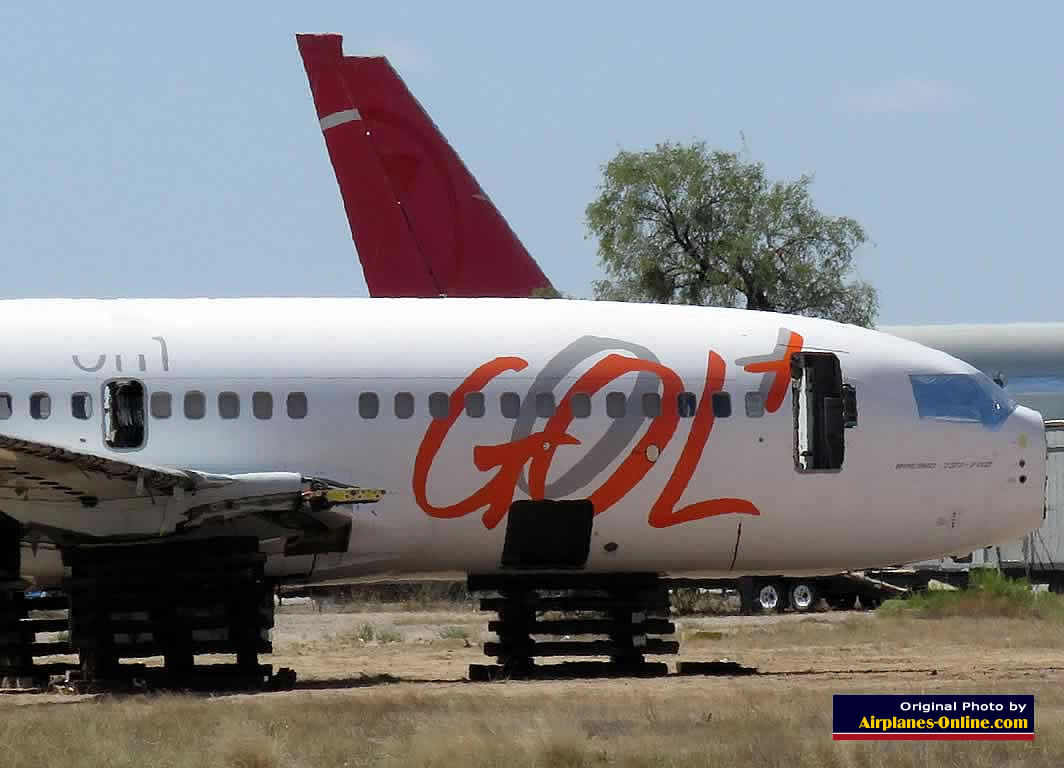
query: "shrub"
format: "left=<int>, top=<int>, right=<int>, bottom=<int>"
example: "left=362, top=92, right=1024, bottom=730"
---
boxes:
left=879, top=568, right=1064, bottom=621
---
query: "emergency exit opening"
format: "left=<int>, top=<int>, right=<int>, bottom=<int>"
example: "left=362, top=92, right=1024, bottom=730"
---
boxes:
left=791, top=353, right=850, bottom=471
left=104, top=379, right=145, bottom=449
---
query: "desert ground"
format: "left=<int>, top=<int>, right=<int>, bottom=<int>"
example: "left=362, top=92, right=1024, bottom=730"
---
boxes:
left=2, top=595, right=1063, bottom=767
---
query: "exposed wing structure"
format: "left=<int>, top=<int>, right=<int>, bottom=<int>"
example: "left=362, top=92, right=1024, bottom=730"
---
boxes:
left=297, top=33, right=554, bottom=299
left=0, top=433, right=374, bottom=545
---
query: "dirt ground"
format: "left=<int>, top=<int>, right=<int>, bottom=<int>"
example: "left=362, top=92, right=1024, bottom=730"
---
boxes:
left=2, top=602, right=1062, bottom=766
left=254, top=603, right=1062, bottom=688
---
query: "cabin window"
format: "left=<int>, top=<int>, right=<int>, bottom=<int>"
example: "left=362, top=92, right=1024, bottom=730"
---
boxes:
left=500, top=392, right=521, bottom=419
left=0, top=394, right=11, bottom=420
left=792, top=352, right=845, bottom=471
left=184, top=391, right=206, bottom=420
left=252, top=392, right=273, bottom=420
left=535, top=393, right=555, bottom=418
left=104, top=380, right=145, bottom=449
left=71, top=392, right=93, bottom=420
left=218, top=392, right=240, bottom=419
left=642, top=392, right=661, bottom=418
left=30, top=393, right=51, bottom=420
left=571, top=393, right=591, bottom=419
left=744, top=392, right=765, bottom=418
left=150, top=391, right=172, bottom=419
left=606, top=392, right=626, bottom=419
left=358, top=392, right=379, bottom=419
left=394, top=392, right=414, bottom=419
left=429, top=392, right=449, bottom=420
left=677, top=392, right=696, bottom=418
left=287, top=392, right=308, bottom=419
left=465, top=392, right=485, bottom=418
left=712, top=392, right=732, bottom=418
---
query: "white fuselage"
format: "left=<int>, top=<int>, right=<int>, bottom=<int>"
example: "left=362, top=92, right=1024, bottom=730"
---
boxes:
left=1, top=298, right=1046, bottom=585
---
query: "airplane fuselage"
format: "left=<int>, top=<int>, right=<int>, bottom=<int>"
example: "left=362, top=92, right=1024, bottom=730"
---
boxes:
left=0, top=298, right=1046, bottom=586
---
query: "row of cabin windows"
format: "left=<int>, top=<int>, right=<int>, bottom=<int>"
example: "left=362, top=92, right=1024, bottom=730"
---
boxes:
left=0, top=389, right=775, bottom=423
left=151, top=391, right=310, bottom=420
left=0, top=391, right=309, bottom=422
left=379, top=390, right=750, bottom=420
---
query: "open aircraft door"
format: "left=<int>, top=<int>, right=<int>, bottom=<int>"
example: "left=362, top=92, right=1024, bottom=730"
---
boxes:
left=791, top=353, right=857, bottom=472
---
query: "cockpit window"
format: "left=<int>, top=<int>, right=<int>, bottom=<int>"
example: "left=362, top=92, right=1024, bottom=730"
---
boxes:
left=910, top=373, right=1016, bottom=428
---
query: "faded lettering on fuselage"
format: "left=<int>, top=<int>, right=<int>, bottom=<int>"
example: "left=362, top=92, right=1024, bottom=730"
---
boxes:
left=72, top=336, right=169, bottom=373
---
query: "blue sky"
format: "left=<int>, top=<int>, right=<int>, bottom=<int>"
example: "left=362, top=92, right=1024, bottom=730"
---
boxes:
left=1, top=3, right=1060, bottom=324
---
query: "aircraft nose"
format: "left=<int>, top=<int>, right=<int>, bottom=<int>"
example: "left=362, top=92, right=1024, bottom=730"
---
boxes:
left=997, top=405, right=1046, bottom=541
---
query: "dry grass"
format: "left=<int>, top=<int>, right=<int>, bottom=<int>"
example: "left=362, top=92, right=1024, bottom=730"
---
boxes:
left=6, top=583, right=1064, bottom=768
left=438, top=625, right=472, bottom=641
left=325, top=622, right=405, bottom=648
left=0, top=681, right=1060, bottom=768
left=681, top=613, right=1064, bottom=653
left=305, top=582, right=474, bottom=615
left=387, top=612, right=485, bottom=627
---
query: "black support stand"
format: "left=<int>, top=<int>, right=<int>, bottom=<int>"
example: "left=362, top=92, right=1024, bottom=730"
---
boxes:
left=467, top=573, right=677, bottom=681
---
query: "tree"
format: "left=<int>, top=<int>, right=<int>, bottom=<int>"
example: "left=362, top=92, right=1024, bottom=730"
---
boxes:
left=586, top=142, right=877, bottom=327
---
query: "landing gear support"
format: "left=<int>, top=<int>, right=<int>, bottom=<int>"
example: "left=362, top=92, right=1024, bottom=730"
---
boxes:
left=468, top=573, right=676, bottom=681
left=64, top=537, right=285, bottom=690
left=0, top=514, right=31, bottom=681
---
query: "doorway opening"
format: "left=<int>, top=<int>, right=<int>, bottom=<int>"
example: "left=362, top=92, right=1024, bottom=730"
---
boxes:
left=104, top=379, right=146, bottom=449
left=791, top=353, right=848, bottom=471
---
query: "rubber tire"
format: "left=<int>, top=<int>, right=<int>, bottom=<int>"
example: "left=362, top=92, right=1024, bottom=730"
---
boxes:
left=756, top=581, right=786, bottom=613
left=789, top=582, right=818, bottom=613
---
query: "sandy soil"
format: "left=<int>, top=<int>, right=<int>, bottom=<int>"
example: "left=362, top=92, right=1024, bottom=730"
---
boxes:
left=260, top=605, right=1064, bottom=687
left=4, top=603, right=1061, bottom=705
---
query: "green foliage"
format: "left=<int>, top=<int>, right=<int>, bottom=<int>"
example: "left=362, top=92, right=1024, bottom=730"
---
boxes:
left=879, top=569, right=1064, bottom=621
left=586, top=142, right=877, bottom=326
left=356, top=623, right=377, bottom=642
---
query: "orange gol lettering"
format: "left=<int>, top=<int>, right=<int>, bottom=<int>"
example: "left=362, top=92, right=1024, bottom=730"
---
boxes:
left=412, top=338, right=799, bottom=529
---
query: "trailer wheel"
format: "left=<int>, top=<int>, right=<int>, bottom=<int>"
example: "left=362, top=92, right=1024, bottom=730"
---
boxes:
left=756, top=582, right=786, bottom=613
left=789, top=582, right=818, bottom=612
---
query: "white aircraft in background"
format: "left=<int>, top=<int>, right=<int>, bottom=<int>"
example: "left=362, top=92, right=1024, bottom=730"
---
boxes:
left=888, top=324, right=1064, bottom=421
left=0, top=297, right=1045, bottom=589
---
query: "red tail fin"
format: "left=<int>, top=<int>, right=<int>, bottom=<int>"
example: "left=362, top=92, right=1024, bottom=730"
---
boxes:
left=297, top=34, right=554, bottom=298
